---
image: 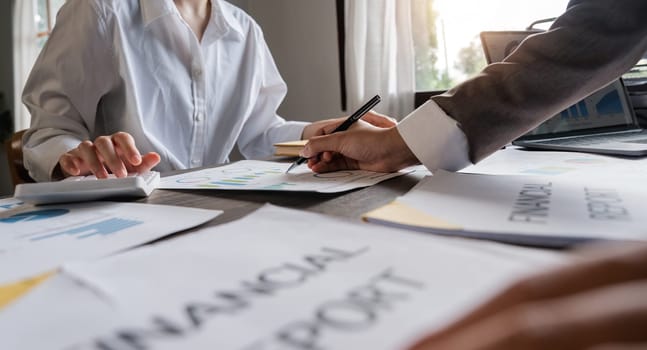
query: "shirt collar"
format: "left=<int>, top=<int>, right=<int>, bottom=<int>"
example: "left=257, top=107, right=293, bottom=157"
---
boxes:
left=207, top=0, right=245, bottom=41
left=140, top=0, right=244, bottom=40
left=140, top=0, right=175, bottom=26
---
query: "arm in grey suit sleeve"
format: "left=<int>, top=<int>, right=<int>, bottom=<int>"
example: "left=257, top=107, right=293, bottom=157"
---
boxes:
left=432, top=0, right=647, bottom=163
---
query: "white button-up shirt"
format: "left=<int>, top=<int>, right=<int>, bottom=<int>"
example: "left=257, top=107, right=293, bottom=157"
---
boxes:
left=22, top=0, right=307, bottom=181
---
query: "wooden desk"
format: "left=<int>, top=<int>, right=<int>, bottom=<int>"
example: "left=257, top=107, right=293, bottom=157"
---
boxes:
left=138, top=170, right=426, bottom=229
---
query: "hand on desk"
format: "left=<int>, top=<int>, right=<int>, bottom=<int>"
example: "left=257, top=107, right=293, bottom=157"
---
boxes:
left=408, top=244, right=647, bottom=350
left=58, top=132, right=161, bottom=179
left=302, top=126, right=419, bottom=173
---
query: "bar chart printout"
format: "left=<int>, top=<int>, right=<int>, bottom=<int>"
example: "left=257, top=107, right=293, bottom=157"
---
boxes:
left=0, top=202, right=221, bottom=284
left=159, top=160, right=410, bottom=193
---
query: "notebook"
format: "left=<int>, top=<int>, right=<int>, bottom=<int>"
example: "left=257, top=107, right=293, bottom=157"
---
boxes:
left=480, top=31, right=647, bottom=156
left=273, top=140, right=307, bottom=157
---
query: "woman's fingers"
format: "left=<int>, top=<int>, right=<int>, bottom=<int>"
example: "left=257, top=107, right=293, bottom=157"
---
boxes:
left=76, top=140, right=109, bottom=178
left=57, top=132, right=157, bottom=179
left=130, top=152, right=161, bottom=174
left=93, top=136, right=127, bottom=177
left=58, top=153, right=82, bottom=176
left=112, top=132, right=143, bottom=166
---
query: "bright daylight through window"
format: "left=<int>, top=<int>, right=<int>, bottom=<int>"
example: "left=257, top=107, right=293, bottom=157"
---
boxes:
left=35, top=0, right=66, bottom=48
left=413, top=0, right=569, bottom=91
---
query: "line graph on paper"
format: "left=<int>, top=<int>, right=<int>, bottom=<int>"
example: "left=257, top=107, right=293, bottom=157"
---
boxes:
left=158, top=160, right=408, bottom=193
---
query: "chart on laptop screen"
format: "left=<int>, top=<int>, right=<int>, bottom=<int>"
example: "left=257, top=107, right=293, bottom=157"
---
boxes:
left=479, top=31, right=636, bottom=138
left=528, top=80, right=634, bottom=135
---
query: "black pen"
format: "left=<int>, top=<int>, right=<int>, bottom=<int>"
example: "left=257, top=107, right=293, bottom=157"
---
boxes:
left=285, top=95, right=382, bottom=174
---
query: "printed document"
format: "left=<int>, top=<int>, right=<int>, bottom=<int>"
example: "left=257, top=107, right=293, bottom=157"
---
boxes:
left=365, top=171, right=647, bottom=247
left=462, top=147, right=647, bottom=180
left=0, top=205, right=563, bottom=350
left=0, top=202, right=221, bottom=284
left=0, top=198, right=24, bottom=212
left=159, top=160, right=409, bottom=193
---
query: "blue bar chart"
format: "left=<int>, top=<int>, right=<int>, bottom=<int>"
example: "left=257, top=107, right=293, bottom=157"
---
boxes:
left=31, top=218, right=143, bottom=241
left=0, top=209, right=69, bottom=224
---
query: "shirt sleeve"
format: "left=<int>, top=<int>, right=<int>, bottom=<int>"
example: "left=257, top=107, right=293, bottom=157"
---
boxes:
left=396, top=100, right=471, bottom=172
left=22, top=0, right=117, bottom=181
left=236, top=22, right=308, bottom=160
left=432, top=0, right=647, bottom=163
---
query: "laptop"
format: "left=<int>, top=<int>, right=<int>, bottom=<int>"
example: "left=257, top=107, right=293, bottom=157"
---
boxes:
left=480, top=31, right=647, bottom=156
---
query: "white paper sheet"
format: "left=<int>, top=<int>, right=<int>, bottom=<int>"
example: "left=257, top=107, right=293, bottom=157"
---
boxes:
left=463, top=146, right=647, bottom=180
left=397, top=171, right=647, bottom=242
left=0, top=205, right=564, bottom=350
left=159, top=160, right=410, bottom=193
left=0, top=202, right=221, bottom=284
left=0, top=198, right=24, bottom=212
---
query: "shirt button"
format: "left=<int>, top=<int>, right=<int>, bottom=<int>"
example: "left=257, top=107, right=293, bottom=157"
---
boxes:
left=196, top=113, right=203, bottom=122
left=191, top=159, right=200, bottom=165
left=193, top=68, right=202, bottom=78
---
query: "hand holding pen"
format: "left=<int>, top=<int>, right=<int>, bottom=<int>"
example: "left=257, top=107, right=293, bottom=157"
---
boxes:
left=286, top=95, right=382, bottom=173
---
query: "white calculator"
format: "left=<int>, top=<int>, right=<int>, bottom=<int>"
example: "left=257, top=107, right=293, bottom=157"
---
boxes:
left=14, top=172, right=160, bottom=205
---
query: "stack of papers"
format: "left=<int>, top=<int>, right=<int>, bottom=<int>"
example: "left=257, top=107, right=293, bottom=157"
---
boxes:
left=0, top=205, right=563, bottom=350
left=364, top=171, right=647, bottom=248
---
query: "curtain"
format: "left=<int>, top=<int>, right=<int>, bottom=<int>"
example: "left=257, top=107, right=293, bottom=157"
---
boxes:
left=345, top=0, right=415, bottom=119
left=13, top=0, right=39, bottom=132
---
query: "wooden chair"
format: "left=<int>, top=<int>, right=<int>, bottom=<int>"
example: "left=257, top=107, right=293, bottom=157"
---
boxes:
left=5, top=129, right=35, bottom=187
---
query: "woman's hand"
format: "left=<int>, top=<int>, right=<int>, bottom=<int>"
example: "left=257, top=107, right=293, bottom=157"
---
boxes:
left=58, top=132, right=161, bottom=179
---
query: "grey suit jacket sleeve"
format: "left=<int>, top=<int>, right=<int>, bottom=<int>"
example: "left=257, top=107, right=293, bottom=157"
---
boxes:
left=432, top=0, right=647, bottom=163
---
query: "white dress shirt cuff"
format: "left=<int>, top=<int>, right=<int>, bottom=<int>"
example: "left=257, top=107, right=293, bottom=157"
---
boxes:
left=281, top=121, right=310, bottom=142
left=396, top=100, right=471, bottom=172
left=23, top=134, right=82, bottom=182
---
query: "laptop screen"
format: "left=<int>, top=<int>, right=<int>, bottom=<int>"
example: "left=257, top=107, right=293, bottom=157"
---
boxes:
left=525, top=80, right=635, bottom=136
left=480, top=31, right=639, bottom=140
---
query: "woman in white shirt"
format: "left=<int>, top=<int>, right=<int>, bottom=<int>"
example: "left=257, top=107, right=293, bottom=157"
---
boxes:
left=22, top=0, right=392, bottom=181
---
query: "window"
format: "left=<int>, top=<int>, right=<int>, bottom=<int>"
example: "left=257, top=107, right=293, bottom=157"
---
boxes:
left=13, top=0, right=66, bottom=130
left=413, top=0, right=568, bottom=91
left=35, top=0, right=66, bottom=48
